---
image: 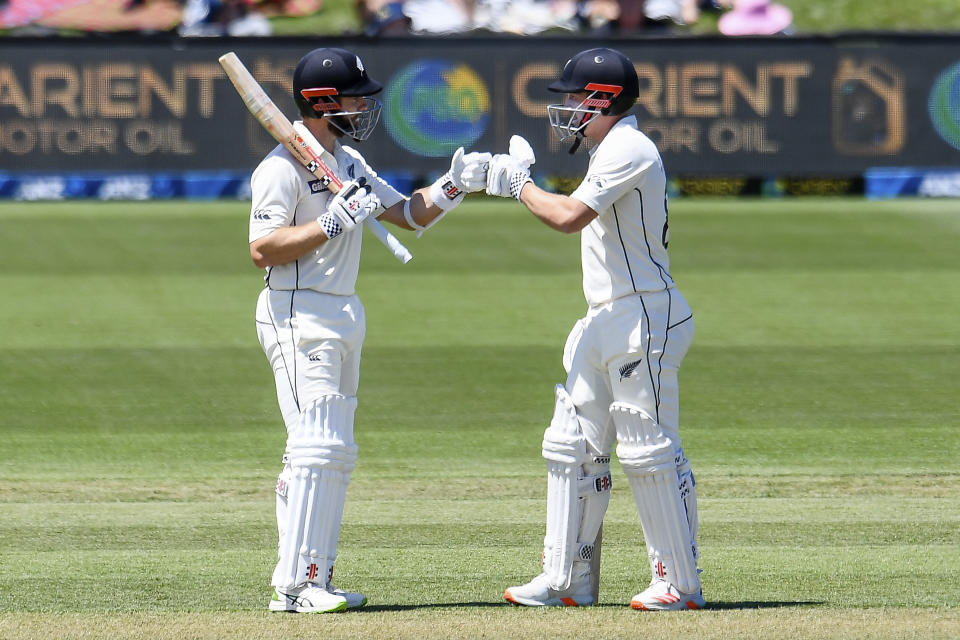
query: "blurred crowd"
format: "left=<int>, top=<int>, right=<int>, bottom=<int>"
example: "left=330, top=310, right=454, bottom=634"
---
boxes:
left=0, top=0, right=793, bottom=37
left=360, top=0, right=727, bottom=36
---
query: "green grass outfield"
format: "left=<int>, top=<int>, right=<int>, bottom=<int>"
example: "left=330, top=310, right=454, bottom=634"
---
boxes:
left=0, top=197, right=958, bottom=639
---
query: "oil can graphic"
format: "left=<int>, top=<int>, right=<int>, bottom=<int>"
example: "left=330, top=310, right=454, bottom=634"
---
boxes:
left=833, top=58, right=905, bottom=155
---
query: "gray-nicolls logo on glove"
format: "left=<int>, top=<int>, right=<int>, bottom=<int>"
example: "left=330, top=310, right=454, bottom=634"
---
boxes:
left=317, top=177, right=381, bottom=239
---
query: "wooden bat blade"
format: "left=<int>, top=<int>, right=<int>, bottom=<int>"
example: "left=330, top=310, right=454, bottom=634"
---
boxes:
left=219, top=53, right=292, bottom=141
left=218, top=52, right=342, bottom=193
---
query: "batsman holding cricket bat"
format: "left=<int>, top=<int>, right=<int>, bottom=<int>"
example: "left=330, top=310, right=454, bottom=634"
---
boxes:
left=483, top=48, right=704, bottom=611
left=245, top=47, right=489, bottom=613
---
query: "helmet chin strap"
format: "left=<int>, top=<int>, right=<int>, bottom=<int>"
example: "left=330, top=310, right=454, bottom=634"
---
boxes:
left=568, top=106, right=598, bottom=154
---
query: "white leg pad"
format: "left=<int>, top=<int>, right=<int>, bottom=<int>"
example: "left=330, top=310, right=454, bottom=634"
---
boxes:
left=677, top=449, right=699, bottom=565
left=541, top=385, right=612, bottom=591
left=272, top=394, right=358, bottom=590
left=275, top=458, right=292, bottom=561
left=612, top=402, right=700, bottom=594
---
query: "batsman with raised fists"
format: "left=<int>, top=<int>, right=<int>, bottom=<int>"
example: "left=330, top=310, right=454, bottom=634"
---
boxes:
left=481, top=47, right=704, bottom=611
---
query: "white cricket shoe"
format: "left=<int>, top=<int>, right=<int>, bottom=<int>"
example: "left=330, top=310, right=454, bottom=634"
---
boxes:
left=269, top=583, right=348, bottom=613
left=328, top=583, right=367, bottom=609
left=630, top=579, right=705, bottom=611
left=504, top=564, right=593, bottom=607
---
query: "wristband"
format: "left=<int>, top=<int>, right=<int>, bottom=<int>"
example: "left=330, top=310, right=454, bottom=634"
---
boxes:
left=317, top=212, right=344, bottom=240
left=510, top=172, right=532, bottom=201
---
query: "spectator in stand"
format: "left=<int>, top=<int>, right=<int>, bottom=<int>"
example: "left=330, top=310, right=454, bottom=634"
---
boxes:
left=642, top=0, right=700, bottom=31
left=718, top=0, right=792, bottom=35
left=578, top=0, right=699, bottom=33
left=576, top=0, right=620, bottom=33
left=179, top=0, right=273, bottom=36
left=473, top=0, right=577, bottom=34
left=359, top=0, right=577, bottom=37
left=357, top=0, right=410, bottom=35
left=395, top=0, right=474, bottom=34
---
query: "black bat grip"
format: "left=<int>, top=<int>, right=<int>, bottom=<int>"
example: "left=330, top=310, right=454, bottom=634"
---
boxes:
left=340, top=176, right=367, bottom=199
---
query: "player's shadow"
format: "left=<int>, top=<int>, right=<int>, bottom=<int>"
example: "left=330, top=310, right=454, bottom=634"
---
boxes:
left=360, top=600, right=823, bottom=612
left=361, top=602, right=507, bottom=612
left=700, top=600, right=824, bottom=610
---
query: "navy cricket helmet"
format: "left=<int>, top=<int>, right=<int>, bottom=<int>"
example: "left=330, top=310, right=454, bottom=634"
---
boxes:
left=547, top=48, right=639, bottom=151
left=293, top=47, right=383, bottom=141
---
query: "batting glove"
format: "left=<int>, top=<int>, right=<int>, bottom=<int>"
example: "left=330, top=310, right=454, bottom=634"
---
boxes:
left=486, top=153, right=532, bottom=201
left=429, top=147, right=492, bottom=212
left=317, top=180, right=381, bottom=240
left=456, top=148, right=494, bottom=192
left=508, top=134, right=536, bottom=168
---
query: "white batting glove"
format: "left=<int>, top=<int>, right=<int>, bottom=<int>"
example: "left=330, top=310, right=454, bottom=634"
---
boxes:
left=508, top=134, right=535, bottom=168
left=486, top=153, right=532, bottom=200
left=429, top=147, right=493, bottom=212
left=457, top=149, right=494, bottom=192
left=317, top=180, right=381, bottom=240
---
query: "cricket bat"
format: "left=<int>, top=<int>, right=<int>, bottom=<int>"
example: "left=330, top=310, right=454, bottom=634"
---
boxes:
left=218, top=51, right=412, bottom=264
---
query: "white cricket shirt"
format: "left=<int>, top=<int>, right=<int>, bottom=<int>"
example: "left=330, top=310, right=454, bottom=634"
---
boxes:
left=570, top=115, right=675, bottom=307
left=248, top=124, right=403, bottom=295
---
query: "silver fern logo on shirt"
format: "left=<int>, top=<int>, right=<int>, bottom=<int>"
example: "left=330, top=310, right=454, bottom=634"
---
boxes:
left=619, top=358, right=643, bottom=381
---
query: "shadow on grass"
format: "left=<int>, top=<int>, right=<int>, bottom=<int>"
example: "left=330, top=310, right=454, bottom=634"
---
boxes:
left=695, top=601, right=824, bottom=610
left=361, top=600, right=824, bottom=612
left=362, top=602, right=506, bottom=612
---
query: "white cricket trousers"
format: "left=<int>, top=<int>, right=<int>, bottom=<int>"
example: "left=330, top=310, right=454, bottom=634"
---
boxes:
left=255, top=288, right=366, bottom=433
left=563, top=287, right=694, bottom=455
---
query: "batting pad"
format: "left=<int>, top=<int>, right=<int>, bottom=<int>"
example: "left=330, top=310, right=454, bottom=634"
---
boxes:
left=541, top=385, right=611, bottom=591
left=612, top=402, right=700, bottom=594
left=677, top=450, right=699, bottom=565
left=273, top=394, right=358, bottom=590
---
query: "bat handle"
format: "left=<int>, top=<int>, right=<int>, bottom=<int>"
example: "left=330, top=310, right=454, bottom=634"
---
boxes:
left=364, top=217, right=413, bottom=264
left=340, top=176, right=366, bottom=200
left=348, top=177, right=412, bottom=264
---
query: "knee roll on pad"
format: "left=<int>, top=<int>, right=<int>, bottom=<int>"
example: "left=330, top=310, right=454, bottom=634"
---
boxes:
left=273, top=395, right=359, bottom=590
left=541, top=385, right=612, bottom=590
left=611, top=402, right=700, bottom=594
left=286, top=394, right=359, bottom=471
left=612, top=402, right=677, bottom=473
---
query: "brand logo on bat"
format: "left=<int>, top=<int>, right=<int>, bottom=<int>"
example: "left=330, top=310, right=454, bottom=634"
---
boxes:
left=308, top=180, right=328, bottom=194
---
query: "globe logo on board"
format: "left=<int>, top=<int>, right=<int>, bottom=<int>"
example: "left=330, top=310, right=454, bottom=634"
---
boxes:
left=384, top=60, right=490, bottom=157
left=928, top=61, right=960, bottom=151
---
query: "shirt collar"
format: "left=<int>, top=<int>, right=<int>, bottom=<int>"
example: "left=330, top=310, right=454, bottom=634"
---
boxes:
left=588, top=115, right=638, bottom=156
